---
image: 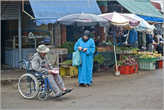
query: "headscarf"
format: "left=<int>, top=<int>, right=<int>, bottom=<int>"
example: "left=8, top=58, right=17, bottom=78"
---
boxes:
left=82, top=30, right=90, bottom=42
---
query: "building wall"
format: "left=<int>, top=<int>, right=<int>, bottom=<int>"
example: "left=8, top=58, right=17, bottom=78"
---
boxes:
left=1, top=2, right=19, bottom=20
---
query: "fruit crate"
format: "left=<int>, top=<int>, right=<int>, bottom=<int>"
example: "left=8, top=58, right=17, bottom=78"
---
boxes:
left=129, top=64, right=138, bottom=73
left=138, top=61, right=156, bottom=70
left=156, top=60, right=163, bottom=69
left=137, top=58, right=158, bottom=62
left=118, top=65, right=130, bottom=74
left=137, top=58, right=158, bottom=70
left=60, top=67, right=67, bottom=77
left=69, top=66, right=78, bottom=77
left=60, top=66, right=78, bottom=77
left=118, top=64, right=138, bottom=75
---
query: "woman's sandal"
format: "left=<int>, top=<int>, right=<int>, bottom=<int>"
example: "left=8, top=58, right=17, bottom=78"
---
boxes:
left=86, top=84, right=92, bottom=87
left=79, top=84, right=87, bottom=87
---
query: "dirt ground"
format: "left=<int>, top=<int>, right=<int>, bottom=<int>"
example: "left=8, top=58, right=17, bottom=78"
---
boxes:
left=1, top=69, right=164, bottom=110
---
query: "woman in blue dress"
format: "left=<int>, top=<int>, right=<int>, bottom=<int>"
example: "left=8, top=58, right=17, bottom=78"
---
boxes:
left=74, top=30, right=95, bottom=87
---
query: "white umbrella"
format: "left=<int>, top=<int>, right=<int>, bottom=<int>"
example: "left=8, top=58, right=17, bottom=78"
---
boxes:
left=99, top=12, right=129, bottom=26
left=57, top=13, right=108, bottom=26
left=122, top=14, right=155, bottom=31
left=99, top=12, right=140, bottom=27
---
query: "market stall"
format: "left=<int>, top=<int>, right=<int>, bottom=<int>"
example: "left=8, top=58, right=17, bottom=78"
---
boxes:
left=99, top=12, right=140, bottom=75
left=95, top=43, right=114, bottom=72
left=100, top=12, right=163, bottom=75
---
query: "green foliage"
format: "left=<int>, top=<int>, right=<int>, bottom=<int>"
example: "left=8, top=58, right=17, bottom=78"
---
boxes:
left=60, top=42, right=75, bottom=54
left=94, top=54, right=105, bottom=64
left=118, top=60, right=124, bottom=66
left=61, top=60, right=72, bottom=65
left=105, top=41, right=113, bottom=46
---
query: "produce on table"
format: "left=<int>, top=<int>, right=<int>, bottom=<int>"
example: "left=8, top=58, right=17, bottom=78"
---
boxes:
left=137, top=51, right=162, bottom=59
left=118, top=56, right=137, bottom=66
left=116, top=47, right=139, bottom=54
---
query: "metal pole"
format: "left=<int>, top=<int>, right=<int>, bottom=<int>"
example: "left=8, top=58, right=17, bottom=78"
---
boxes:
left=18, top=3, right=22, bottom=64
left=113, top=30, right=120, bottom=76
left=113, top=32, right=118, bottom=71
left=34, top=37, right=37, bottom=49
left=51, top=24, right=54, bottom=45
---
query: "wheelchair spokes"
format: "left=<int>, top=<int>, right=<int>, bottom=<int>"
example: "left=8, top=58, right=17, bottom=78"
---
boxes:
left=18, top=73, right=39, bottom=99
left=37, top=78, right=53, bottom=101
left=20, top=76, right=36, bottom=96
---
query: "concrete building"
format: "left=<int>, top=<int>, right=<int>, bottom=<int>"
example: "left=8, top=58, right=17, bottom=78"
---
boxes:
left=1, top=0, right=102, bottom=68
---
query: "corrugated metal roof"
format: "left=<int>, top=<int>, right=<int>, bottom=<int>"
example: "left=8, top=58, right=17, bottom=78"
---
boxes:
left=117, top=0, right=163, bottom=18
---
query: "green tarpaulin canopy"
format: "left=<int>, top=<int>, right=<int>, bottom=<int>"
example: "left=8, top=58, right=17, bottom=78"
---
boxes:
left=117, top=0, right=163, bottom=18
left=97, top=0, right=163, bottom=22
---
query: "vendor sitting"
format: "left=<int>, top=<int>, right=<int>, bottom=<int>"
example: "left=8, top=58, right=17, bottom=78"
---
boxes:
left=146, top=31, right=154, bottom=52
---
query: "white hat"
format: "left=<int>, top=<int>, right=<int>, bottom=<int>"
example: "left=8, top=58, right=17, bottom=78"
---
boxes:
left=36, top=44, right=50, bottom=53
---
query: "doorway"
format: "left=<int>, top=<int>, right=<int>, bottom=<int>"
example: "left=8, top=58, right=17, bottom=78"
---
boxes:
left=1, top=20, right=8, bottom=66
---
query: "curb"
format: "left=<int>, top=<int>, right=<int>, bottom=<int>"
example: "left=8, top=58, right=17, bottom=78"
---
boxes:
left=1, top=78, right=18, bottom=86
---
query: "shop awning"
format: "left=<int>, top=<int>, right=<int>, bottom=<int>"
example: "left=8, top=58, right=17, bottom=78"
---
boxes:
left=117, top=0, right=164, bottom=23
left=137, top=15, right=164, bottom=23
left=29, top=0, right=101, bottom=25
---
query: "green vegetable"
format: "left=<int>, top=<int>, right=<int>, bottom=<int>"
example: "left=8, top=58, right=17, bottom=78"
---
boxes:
left=118, top=60, right=124, bottom=66
left=94, top=54, right=105, bottom=64
left=60, top=42, right=75, bottom=54
left=105, top=41, right=113, bottom=46
left=61, top=60, right=72, bottom=65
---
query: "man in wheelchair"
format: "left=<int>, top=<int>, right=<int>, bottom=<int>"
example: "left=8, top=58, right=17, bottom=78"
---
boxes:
left=31, top=44, right=72, bottom=97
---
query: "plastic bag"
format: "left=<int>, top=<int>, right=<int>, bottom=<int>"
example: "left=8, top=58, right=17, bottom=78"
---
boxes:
left=72, top=51, right=81, bottom=66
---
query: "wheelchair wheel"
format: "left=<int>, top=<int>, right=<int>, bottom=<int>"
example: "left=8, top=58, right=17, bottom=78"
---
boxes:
left=37, top=92, right=48, bottom=101
left=18, top=73, right=39, bottom=99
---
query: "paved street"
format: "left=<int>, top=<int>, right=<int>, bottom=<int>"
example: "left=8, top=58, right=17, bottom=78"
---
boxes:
left=1, top=69, right=164, bottom=110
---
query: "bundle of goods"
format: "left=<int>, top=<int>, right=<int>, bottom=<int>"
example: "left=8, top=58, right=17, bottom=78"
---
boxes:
left=118, top=56, right=138, bottom=74
left=156, top=60, right=163, bottom=69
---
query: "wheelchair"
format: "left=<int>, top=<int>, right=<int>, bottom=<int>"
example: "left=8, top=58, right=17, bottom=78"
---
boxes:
left=18, top=59, right=55, bottom=100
